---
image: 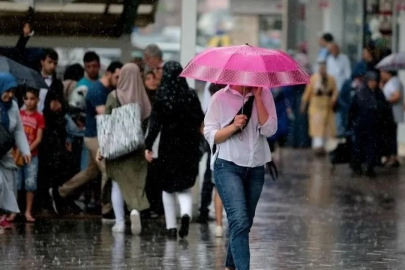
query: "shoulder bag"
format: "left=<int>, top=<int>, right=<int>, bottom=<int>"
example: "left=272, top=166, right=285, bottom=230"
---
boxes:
left=97, top=92, right=145, bottom=160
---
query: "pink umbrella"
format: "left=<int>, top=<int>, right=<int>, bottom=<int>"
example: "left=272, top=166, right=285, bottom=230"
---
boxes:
left=180, top=44, right=309, bottom=88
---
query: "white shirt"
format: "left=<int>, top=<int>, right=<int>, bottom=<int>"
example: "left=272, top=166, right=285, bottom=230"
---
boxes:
left=204, top=86, right=277, bottom=168
left=383, top=76, right=404, bottom=123
left=326, top=53, right=351, bottom=92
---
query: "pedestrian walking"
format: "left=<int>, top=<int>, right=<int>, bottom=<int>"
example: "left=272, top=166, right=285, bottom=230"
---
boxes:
left=348, top=71, right=392, bottom=177
left=204, top=85, right=277, bottom=270
left=301, top=62, right=338, bottom=155
left=144, top=61, right=204, bottom=239
left=0, top=73, right=31, bottom=229
left=99, top=63, right=152, bottom=234
left=49, top=62, right=123, bottom=220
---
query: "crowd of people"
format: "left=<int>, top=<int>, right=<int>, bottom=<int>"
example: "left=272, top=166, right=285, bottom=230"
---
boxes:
left=0, top=33, right=207, bottom=239
left=311, top=33, right=403, bottom=177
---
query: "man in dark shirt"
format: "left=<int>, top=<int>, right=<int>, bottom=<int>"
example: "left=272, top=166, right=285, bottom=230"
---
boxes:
left=50, top=62, right=123, bottom=219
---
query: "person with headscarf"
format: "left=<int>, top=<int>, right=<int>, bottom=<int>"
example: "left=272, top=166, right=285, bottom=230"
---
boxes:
left=0, top=73, right=30, bottom=229
left=144, top=61, right=204, bottom=239
left=301, top=61, right=338, bottom=156
left=338, top=63, right=367, bottom=135
left=348, top=71, right=392, bottom=177
left=100, top=63, right=152, bottom=235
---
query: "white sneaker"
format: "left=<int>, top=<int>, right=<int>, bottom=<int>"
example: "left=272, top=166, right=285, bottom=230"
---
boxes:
left=130, top=209, right=142, bottom=235
left=215, top=225, right=223, bottom=238
left=112, top=222, right=125, bottom=233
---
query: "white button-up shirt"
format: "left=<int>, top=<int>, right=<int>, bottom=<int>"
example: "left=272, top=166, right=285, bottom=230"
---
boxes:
left=204, top=86, right=277, bottom=168
left=326, top=53, right=351, bottom=92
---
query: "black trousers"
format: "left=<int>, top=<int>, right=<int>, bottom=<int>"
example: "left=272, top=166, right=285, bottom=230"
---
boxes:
left=351, top=130, right=379, bottom=169
left=145, top=159, right=164, bottom=215
left=199, top=153, right=214, bottom=215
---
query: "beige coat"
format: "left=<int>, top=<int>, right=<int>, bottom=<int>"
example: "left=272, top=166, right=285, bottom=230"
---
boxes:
left=302, top=73, right=338, bottom=138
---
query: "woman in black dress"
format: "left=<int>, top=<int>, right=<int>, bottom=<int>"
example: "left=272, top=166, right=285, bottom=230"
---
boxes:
left=144, top=61, right=204, bottom=238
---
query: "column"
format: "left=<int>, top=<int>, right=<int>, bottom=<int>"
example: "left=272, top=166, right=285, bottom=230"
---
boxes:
left=180, top=0, right=200, bottom=217
left=180, top=0, right=197, bottom=88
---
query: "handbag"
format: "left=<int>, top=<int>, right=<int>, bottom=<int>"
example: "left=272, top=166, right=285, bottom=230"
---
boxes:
left=0, top=122, right=15, bottom=158
left=97, top=94, right=145, bottom=160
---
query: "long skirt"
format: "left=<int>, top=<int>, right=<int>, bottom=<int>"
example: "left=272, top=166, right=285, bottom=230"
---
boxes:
left=0, top=155, right=19, bottom=213
left=106, top=150, right=150, bottom=211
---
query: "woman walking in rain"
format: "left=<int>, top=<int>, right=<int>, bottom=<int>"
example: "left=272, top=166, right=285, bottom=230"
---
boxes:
left=144, top=61, right=204, bottom=239
left=99, top=63, right=152, bottom=235
left=301, top=61, right=338, bottom=155
left=204, top=85, right=277, bottom=270
left=0, top=73, right=31, bottom=229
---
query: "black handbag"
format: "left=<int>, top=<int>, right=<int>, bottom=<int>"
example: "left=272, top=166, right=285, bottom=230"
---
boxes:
left=0, top=122, right=15, bottom=158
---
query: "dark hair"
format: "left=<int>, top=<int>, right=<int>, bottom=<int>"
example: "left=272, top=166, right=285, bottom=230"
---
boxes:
left=106, top=61, right=123, bottom=73
left=388, top=71, right=398, bottom=77
left=24, top=87, right=39, bottom=98
left=322, top=33, right=334, bottom=43
left=209, top=83, right=226, bottom=96
left=64, top=63, right=84, bottom=81
left=83, top=51, right=100, bottom=63
left=41, top=48, right=58, bottom=61
left=144, top=71, right=156, bottom=79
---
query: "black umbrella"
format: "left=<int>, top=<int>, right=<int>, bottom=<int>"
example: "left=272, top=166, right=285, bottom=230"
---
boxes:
left=0, top=56, right=47, bottom=90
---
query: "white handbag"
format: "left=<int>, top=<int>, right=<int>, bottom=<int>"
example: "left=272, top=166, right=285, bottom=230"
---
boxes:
left=97, top=103, right=144, bottom=159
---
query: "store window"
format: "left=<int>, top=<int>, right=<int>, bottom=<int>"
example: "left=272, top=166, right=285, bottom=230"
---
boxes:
left=364, top=0, right=394, bottom=51
left=258, top=15, right=282, bottom=49
left=342, top=0, right=364, bottom=64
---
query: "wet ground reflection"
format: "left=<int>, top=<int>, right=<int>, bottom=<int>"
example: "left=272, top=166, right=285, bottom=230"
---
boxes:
left=1, top=150, right=405, bottom=269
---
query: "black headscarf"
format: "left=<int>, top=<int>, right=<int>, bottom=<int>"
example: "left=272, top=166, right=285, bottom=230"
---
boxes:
left=156, top=61, right=190, bottom=111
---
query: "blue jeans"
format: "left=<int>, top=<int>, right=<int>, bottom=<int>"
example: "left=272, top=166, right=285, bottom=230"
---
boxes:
left=17, top=156, right=39, bottom=191
left=214, top=158, right=265, bottom=270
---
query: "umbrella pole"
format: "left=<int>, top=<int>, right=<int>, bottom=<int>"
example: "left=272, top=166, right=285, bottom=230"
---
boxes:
left=242, top=86, right=245, bottom=115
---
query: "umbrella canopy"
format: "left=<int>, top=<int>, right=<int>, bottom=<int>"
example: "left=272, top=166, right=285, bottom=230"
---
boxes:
left=375, top=52, right=405, bottom=71
left=180, top=44, right=309, bottom=88
left=0, top=56, right=48, bottom=90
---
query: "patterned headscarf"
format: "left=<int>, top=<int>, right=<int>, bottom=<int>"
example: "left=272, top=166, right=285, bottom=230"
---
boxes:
left=156, top=61, right=189, bottom=111
left=0, top=73, right=17, bottom=129
left=114, top=63, right=152, bottom=120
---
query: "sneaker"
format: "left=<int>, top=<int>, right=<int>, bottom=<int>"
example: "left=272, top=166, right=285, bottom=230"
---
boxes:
left=166, top=228, right=177, bottom=239
left=179, top=214, right=190, bottom=239
left=102, top=211, right=116, bottom=224
left=0, top=218, right=12, bottom=229
left=130, top=209, right=142, bottom=235
left=49, top=188, right=63, bottom=215
left=112, top=222, right=125, bottom=233
left=215, top=225, right=223, bottom=238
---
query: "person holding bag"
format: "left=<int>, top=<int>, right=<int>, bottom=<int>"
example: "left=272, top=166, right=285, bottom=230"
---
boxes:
left=96, top=63, right=151, bottom=235
left=204, top=85, right=277, bottom=270
left=0, top=73, right=31, bottom=229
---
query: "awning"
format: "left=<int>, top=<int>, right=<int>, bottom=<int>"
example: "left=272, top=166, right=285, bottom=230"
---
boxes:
left=0, top=0, right=159, bottom=37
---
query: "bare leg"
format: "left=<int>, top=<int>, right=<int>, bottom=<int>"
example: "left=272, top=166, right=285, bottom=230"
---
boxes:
left=25, top=192, right=35, bottom=222
left=214, top=189, right=223, bottom=227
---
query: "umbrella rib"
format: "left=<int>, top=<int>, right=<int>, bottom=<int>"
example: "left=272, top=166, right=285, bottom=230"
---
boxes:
left=215, top=46, right=245, bottom=85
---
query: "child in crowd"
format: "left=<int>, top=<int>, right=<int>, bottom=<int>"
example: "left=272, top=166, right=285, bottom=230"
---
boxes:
left=18, top=88, right=45, bottom=221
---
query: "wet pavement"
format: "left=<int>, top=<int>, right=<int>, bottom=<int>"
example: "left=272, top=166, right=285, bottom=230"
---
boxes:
left=1, top=149, right=405, bottom=270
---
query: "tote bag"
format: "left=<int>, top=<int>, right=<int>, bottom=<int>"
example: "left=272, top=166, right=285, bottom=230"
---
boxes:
left=97, top=103, right=144, bottom=160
